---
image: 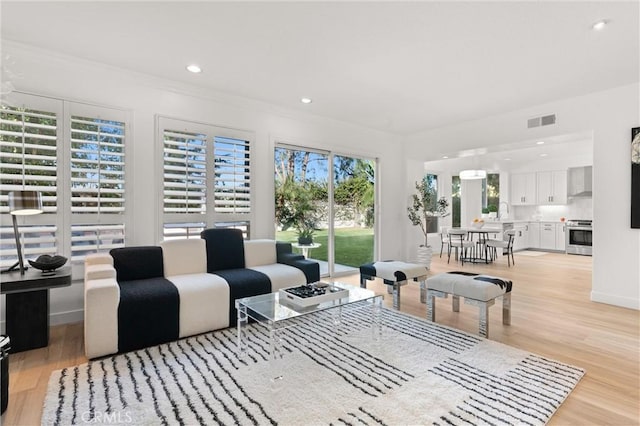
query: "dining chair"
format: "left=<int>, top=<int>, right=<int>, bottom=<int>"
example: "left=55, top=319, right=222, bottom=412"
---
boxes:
left=486, top=230, right=516, bottom=266
left=439, top=226, right=449, bottom=258
left=448, top=229, right=474, bottom=265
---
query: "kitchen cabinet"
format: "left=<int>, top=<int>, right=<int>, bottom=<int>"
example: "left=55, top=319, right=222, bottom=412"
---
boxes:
left=539, top=222, right=556, bottom=250
left=537, top=170, right=567, bottom=205
left=528, top=222, right=540, bottom=248
left=512, top=224, right=529, bottom=251
left=555, top=223, right=566, bottom=251
left=511, top=172, right=537, bottom=205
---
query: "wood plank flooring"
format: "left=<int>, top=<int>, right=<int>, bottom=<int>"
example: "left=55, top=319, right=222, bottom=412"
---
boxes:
left=2, top=251, right=639, bottom=425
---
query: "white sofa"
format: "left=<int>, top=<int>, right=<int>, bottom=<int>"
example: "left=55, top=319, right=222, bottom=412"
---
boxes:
left=84, top=232, right=318, bottom=359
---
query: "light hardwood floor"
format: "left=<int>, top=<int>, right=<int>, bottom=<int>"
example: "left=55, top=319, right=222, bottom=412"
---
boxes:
left=3, top=250, right=639, bottom=425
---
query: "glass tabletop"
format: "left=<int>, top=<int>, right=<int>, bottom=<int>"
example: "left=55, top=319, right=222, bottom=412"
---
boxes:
left=235, top=282, right=378, bottom=323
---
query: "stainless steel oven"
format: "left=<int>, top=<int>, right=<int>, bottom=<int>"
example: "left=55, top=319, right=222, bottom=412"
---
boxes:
left=566, top=220, right=592, bottom=256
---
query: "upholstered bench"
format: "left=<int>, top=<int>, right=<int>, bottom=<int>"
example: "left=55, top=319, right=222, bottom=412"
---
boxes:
left=360, top=261, right=428, bottom=309
left=425, top=271, right=512, bottom=337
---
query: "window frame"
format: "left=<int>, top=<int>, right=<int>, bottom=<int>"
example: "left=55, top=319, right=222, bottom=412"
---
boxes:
left=0, top=92, right=131, bottom=270
left=156, top=116, right=254, bottom=241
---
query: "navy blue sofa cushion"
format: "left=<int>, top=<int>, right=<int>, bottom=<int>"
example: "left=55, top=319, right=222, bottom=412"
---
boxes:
left=214, top=269, right=271, bottom=326
left=110, top=246, right=164, bottom=282
left=117, top=277, right=180, bottom=353
left=201, top=228, right=246, bottom=272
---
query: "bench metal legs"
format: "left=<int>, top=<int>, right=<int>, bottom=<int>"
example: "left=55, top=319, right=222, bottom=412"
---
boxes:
left=361, top=275, right=427, bottom=310
left=426, top=289, right=512, bottom=338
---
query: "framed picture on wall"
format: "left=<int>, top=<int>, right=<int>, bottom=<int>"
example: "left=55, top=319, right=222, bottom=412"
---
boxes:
left=632, top=127, right=640, bottom=228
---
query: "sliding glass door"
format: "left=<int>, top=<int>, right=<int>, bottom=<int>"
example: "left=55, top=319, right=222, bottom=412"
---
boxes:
left=274, top=145, right=376, bottom=276
left=274, top=145, right=329, bottom=274
left=332, top=155, right=375, bottom=274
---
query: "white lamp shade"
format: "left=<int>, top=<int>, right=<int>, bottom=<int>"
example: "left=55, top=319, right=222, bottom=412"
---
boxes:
left=8, top=190, right=43, bottom=215
left=459, top=169, right=487, bottom=180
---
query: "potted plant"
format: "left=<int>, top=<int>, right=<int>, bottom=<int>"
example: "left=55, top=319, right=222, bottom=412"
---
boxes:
left=407, top=178, right=450, bottom=268
left=296, top=221, right=315, bottom=245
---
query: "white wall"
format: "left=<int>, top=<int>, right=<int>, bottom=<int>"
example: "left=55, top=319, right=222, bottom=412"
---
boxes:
left=405, top=83, right=640, bottom=310
left=460, top=179, right=483, bottom=226
left=0, top=42, right=406, bottom=328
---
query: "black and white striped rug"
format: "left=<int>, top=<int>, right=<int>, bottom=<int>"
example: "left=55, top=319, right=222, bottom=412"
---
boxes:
left=43, top=306, right=584, bottom=425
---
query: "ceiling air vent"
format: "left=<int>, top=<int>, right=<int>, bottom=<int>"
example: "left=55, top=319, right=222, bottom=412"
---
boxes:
left=527, top=113, right=556, bottom=128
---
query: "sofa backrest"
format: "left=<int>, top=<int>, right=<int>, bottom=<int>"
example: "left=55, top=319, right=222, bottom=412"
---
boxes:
left=110, top=246, right=164, bottom=282
left=159, top=239, right=207, bottom=277
left=200, top=228, right=245, bottom=272
left=244, top=240, right=277, bottom=267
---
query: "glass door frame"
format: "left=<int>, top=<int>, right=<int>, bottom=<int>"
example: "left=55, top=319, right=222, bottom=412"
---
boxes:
left=274, top=143, right=378, bottom=277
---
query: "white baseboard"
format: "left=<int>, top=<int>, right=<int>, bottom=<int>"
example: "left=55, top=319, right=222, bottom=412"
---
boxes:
left=51, top=309, right=84, bottom=326
left=591, top=291, right=640, bottom=310
left=0, top=309, right=84, bottom=335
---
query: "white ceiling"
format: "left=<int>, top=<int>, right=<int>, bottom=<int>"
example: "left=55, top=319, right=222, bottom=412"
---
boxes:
left=1, top=1, right=638, bottom=135
left=424, top=131, right=594, bottom=173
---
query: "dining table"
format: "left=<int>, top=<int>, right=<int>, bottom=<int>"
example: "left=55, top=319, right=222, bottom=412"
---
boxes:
left=450, top=226, right=503, bottom=263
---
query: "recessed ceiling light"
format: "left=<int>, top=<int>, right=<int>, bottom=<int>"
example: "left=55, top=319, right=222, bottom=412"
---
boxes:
left=442, top=156, right=449, bottom=159
left=504, top=158, right=512, bottom=161
left=536, top=141, right=545, bottom=145
left=301, top=97, right=312, bottom=104
left=591, top=20, right=609, bottom=31
left=540, top=153, right=548, bottom=157
left=186, top=64, right=202, bottom=73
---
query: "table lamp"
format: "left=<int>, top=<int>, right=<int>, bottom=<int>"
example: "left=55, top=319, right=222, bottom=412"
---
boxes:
left=4, top=190, right=43, bottom=274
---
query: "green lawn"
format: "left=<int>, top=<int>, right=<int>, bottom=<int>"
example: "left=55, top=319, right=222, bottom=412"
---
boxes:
left=276, top=227, right=374, bottom=267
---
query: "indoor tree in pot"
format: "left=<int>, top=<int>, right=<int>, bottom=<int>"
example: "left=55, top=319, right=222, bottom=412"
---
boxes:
left=407, top=178, right=450, bottom=268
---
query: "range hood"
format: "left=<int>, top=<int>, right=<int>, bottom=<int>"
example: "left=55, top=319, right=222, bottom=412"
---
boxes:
left=567, top=166, right=593, bottom=198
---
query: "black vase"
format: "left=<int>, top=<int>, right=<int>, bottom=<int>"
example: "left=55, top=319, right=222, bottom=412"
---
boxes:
left=298, top=237, right=313, bottom=245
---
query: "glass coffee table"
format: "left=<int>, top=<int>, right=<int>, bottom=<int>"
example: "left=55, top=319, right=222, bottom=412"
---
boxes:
left=235, top=282, right=383, bottom=381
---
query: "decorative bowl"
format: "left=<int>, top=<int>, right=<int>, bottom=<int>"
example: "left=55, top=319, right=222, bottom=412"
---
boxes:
left=28, top=255, right=67, bottom=272
left=471, top=221, right=485, bottom=229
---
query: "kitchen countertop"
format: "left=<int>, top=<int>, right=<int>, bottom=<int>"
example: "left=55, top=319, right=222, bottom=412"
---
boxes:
left=483, top=219, right=567, bottom=224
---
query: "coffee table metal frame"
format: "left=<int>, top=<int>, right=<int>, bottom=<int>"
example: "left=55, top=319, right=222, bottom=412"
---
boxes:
left=235, top=282, right=383, bottom=381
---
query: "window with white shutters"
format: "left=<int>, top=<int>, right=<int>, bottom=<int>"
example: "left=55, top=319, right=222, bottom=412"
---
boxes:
left=70, top=116, right=125, bottom=214
left=159, top=117, right=253, bottom=239
left=163, top=130, right=207, bottom=215
left=1, top=93, right=130, bottom=268
left=69, top=111, right=127, bottom=259
left=0, top=105, right=58, bottom=213
left=70, top=224, right=125, bottom=261
left=214, top=136, right=251, bottom=214
left=0, top=101, right=60, bottom=268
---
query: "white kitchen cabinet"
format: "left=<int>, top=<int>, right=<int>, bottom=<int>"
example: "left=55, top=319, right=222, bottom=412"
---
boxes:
left=511, top=173, right=537, bottom=205
left=555, top=223, right=566, bottom=251
left=539, top=222, right=556, bottom=250
left=512, top=224, right=529, bottom=251
left=528, top=222, right=540, bottom=248
left=537, top=170, right=567, bottom=205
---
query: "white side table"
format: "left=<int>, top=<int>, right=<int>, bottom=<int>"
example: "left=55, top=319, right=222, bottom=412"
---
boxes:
left=292, top=242, right=321, bottom=259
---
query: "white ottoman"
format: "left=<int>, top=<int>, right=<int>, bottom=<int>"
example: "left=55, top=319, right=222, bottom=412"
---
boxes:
left=360, top=261, right=429, bottom=309
left=426, top=271, right=512, bottom=337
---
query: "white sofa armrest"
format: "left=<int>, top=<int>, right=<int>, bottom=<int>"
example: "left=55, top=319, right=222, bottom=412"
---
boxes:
left=85, top=252, right=113, bottom=267
left=84, top=259, right=119, bottom=359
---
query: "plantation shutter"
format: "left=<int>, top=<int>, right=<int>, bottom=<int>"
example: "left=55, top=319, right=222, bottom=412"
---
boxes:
left=70, top=116, right=125, bottom=213
left=0, top=102, right=60, bottom=268
left=163, top=130, right=207, bottom=214
left=159, top=117, right=253, bottom=239
left=213, top=136, right=250, bottom=214
left=69, top=113, right=127, bottom=259
left=0, top=105, right=58, bottom=212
